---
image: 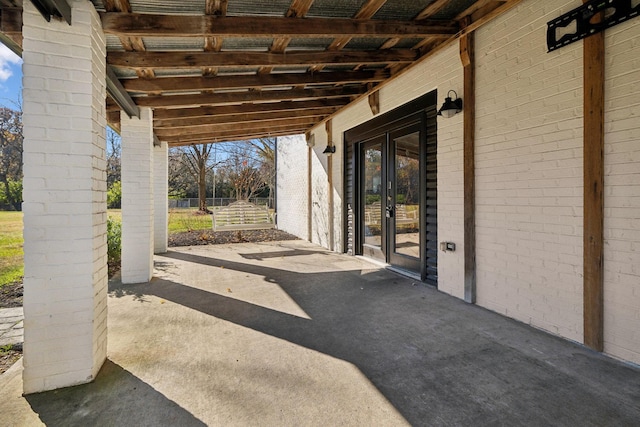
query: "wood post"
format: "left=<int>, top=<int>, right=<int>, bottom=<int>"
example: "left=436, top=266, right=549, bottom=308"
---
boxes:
left=326, top=119, right=335, bottom=251
left=583, top=8, right=605, bottom=351
left=461, top=28, right=476, bottom=304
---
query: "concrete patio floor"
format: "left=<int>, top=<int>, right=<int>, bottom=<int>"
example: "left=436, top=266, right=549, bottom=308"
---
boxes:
left=1, top=240, right=639, bottom=426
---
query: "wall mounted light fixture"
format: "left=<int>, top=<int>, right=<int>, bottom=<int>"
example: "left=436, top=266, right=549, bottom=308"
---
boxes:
left=437, top=90, right=463, bottom=118
left=322, top=145, right=336, bottom=154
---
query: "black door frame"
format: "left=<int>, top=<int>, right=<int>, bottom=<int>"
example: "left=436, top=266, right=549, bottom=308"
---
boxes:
left=344, top=90, right=437, bottom=283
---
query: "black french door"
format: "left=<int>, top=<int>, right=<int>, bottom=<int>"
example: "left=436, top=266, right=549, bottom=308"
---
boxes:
left=346, top=91, right=437, bottom=285
left=359, top=122, right=425, bottom=277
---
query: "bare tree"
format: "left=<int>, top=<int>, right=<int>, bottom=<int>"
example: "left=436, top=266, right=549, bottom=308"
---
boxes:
left=221, top=141, right=272, bottom=202
left=0, top=106, right=23, bottom=211
left=176, top=143, right=216, bottom=212
left=249, top=137, right=276, bottom=204
left=106, top=127, right=121, bottom=187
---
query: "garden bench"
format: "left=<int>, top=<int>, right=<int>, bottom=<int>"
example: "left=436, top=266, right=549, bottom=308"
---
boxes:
left=212, top=200, right=275, bottom=231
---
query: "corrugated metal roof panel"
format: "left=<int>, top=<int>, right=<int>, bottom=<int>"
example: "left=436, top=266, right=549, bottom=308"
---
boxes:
left=373, top=1, right=429, bottom=20
left=306, top=0, right=362, bottom=18
left=142, top=38, right=204, bottom=51
left=432, top=0, right=477, bottom=19
left=129, top=0, right=206, bottom=15
left=345, top=38, right=386, bottom=50
left=154, top=69, right=202, bottom=78
left=222, top=38, right=273, bottom=51
left=286, top=38, right=334, bottom=50
left=227, top=0, right=291, bottom=17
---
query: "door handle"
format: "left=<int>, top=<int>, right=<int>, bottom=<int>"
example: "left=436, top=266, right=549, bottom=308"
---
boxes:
left=385, top=206, right=394, bottom=218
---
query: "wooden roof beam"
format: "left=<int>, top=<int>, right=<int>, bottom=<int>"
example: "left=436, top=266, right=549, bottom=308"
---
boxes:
left=159, top=124, right=313, bottom=143
left=100, top=13, right=459, bottom=38
left=123, top=70, right=388, bottom=93
left=155, top=116, right=321, bottom=138
left=108, top=49, right=418, bottom=70
left=0, top=7, right=22, bottom=53
left=166, top=129, right=306, bottom=146
left=154, top=107, right=337, bottom=129
left=131, top=86, right=365, bottom=109
left=152, top=98, right=350, bottom=120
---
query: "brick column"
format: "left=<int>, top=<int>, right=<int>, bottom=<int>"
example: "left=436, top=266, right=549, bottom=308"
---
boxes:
left=154, top=141, right=168, bottom=254
left=121, top=108, right=154, bottom=283
left=21, top=0, right=108, bottom=393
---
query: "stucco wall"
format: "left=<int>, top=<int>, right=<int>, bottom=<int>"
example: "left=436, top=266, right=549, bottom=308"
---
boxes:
left=276, top=0, right=640, bottom=365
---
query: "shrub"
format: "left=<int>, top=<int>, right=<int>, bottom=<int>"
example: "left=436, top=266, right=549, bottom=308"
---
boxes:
left=107, top=216, right=121, bottom=276
left=107, top=181, right=121, bottom=209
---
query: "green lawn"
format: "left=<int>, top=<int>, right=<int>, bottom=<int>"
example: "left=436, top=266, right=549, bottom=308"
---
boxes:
left=0, top=209, right=213, bottom=287
left=110, top=208, right=213, bottom=232
left=0, top=211, right=23, bottom=287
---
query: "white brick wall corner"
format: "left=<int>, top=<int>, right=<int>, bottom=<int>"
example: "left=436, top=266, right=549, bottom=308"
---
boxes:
left=121, top=108, right=154, bottom=284
left=276, top=135, right=309, bottom=240
left=21, top=0, right=108, bottom=394
left=154, top=141, right=169, bottom=254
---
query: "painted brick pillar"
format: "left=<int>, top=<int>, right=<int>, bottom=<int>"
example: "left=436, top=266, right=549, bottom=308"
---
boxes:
left=154, top=141, right=168, bottom=254
left=21, top=0, right=108, bottom=393
left=121, top=108, right=154, bottom=283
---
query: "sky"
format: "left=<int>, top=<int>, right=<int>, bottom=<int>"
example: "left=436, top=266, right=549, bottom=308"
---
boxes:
left=0, top=42, right=23, bottom=109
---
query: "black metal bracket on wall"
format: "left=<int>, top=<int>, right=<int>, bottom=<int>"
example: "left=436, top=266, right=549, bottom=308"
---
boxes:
left=547, top=0, right=640, bottom=52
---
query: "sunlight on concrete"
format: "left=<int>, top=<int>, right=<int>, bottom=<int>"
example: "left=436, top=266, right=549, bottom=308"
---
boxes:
left=155, top=246, right=312, bottom=319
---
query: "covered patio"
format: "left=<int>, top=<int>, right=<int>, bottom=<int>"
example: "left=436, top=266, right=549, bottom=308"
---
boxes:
left=2, top=240, right=640, bottom=425
left=1, top=0, right=639, bottom=404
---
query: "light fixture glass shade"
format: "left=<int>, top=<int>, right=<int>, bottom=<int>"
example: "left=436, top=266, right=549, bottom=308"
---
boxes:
left=437, top=91, right=463, bottom=118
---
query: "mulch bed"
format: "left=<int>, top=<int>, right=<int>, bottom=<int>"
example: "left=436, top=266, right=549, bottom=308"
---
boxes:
left=0, top=281, right=22, bottom=309
left=169, top=228, right=299, bottom=247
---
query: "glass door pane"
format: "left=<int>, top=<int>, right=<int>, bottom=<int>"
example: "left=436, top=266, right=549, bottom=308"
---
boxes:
left=389, top=129, right=421, bottom=272
left=363, top=143, right=383, bottom=253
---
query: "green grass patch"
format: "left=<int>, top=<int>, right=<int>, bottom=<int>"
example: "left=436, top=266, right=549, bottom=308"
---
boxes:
left=168, top=209, right=212, bottom=233
left=0, top=211, right=24, bottom=287
left=112, top=208, right=212, bottom=233
left=0, top=208, right=214, bottom=288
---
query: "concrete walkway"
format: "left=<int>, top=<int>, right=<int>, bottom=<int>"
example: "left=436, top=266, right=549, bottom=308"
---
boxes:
left=0, top=307, right=23, bottom=347
left=1, top=240, right=639, bottom=426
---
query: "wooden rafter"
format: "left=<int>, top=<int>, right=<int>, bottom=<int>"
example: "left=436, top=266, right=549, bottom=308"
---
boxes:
left=166, top=129, right=305, bottom=146
left=153, top=99, right=349, bottom=121
left=155, top=107, right=337, bottom=129
left=203, top=0, right=226, bottom=78
left=107, top=49, right=419, bottom=70
left=310, top=0, right=388, bottom=75
left=259, top=0, right=315, bottom=76
left=122, top=70, right=388, bottom=93
left=131, top=86, right=366, bottom=109
left=103, top=0, right=155, bottom=80
left=158, top=122, right=314, bottom=142
left=155, top=116, right=321, bottom=138
left=100, top=13, right=459, bottom=38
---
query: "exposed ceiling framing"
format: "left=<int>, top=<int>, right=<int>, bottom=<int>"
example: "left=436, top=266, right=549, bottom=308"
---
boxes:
left=0, top=0, right=522, bottom=146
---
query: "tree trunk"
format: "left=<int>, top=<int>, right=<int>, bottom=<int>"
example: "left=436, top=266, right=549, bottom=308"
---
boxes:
left=198, top=161, right=209, bottom=213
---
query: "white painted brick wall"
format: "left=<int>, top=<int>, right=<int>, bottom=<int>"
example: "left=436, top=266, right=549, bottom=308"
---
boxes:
left=276, top=135, right=309, bottom=239
left=603, top=17, right=640, bottom=365
left=121, top=108, right=154, bottom=284
left=154, top=142, right=168, bottom=254
left=310, top=130, right=331, bottom=248
left=21, top=0, right=108, bottom=393
left=474, top=0, right=584, bottom=342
